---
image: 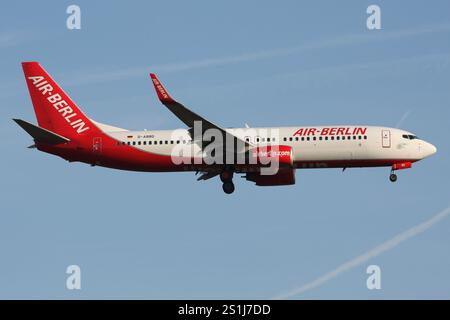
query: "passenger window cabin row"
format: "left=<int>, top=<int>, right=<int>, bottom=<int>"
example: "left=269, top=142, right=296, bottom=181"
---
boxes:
left=283, top=135, right=368, bottom=142
left=246, top=135, right=368, bottom=143
left=118, top=139, right=189, bottom=146
left=118, top=135, right=368, bottom=146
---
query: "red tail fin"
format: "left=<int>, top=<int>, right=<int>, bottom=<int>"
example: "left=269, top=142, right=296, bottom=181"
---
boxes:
left=22, top=62, right=100, bottom=138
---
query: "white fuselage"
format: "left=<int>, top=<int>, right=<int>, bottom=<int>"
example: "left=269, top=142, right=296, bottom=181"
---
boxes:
left=106, top=125, right=436, bottom=170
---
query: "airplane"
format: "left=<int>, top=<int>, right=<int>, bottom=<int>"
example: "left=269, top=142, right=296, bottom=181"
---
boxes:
left=14, top=62, right=437, bottom=194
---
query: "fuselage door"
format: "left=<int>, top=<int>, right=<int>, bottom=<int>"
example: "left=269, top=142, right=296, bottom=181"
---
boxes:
left=381, top=130, right=391, bottom=148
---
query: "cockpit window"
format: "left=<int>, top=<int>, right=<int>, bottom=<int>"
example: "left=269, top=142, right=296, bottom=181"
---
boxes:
left=402, top=134, right=419, bottom=140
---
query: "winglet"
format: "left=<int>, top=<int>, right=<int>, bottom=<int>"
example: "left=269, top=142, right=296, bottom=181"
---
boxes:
left=150, top=73, right=175, bottom=104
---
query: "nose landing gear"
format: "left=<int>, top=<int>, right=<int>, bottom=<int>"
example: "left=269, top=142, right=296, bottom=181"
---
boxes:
left=389, top=172, right=397, bottom=182
left=389, top=162, right=412, bottom=182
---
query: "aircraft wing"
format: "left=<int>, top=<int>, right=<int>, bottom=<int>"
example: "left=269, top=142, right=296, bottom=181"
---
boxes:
left=149, top=74, right=251, bottom=151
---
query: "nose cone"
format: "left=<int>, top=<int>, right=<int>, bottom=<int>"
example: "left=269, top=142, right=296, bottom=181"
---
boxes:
left=422, top=142, right=437, bottom=158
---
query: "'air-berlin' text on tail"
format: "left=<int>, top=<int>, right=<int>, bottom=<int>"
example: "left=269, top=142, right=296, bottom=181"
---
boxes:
left=22, top=62, right=100, bottom=139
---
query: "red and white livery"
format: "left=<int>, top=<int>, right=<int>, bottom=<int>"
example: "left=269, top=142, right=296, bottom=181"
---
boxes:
left=15, top=62, right=437, bottom=194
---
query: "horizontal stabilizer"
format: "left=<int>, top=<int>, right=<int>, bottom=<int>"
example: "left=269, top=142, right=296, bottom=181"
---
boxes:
left=13, top=119, right=70, bottom=145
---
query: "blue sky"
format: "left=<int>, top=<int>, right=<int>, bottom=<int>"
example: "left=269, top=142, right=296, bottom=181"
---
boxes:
left=0, top=1, right=449, bottom=299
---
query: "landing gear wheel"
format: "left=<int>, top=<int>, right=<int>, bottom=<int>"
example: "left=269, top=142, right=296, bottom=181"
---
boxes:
left=389, top=173, right=397, bottom=182
left=222, top=181, right=235, bottom=194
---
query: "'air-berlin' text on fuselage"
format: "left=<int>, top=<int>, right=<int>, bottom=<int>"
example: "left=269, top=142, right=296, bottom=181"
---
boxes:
left=28, top=76, right=89, bottom=134
left=293, top=127, right=367, bottom=137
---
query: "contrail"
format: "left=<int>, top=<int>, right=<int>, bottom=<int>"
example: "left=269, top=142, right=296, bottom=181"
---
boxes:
left=273, top=205, right=450, bottom=300
left=395, top=110, right=412, bottom=128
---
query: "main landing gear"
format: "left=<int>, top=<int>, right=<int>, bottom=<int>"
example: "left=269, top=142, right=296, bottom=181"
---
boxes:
left=220, top=170, right=235, bottom=194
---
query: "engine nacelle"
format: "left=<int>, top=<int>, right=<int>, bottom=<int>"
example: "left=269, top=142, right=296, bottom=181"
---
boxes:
left=247, top=145, right=294, bottom=168
left=246, top=168, right=296, bottom=186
